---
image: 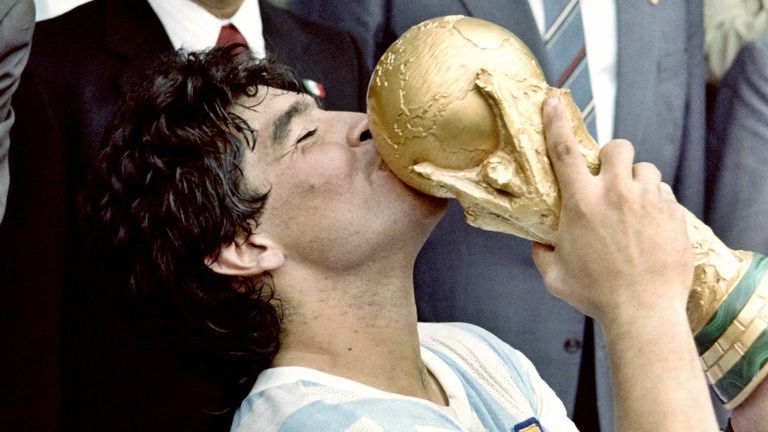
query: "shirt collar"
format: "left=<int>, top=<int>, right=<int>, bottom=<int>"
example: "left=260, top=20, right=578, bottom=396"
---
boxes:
left=146, top=0, right=266, bottom=57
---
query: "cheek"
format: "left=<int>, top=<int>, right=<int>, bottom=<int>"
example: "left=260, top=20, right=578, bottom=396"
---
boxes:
left=271, top=155, right=355, bottom=212
left=301, top=150, right=355, bottom=192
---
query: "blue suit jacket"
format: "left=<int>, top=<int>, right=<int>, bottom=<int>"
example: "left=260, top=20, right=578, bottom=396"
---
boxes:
left=290, top=1, right=709, bottom=430
left=706, top=36, right=768, bottom=256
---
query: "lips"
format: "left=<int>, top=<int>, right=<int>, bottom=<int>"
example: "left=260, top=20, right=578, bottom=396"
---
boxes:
left=366, top=145, right=390, bottom=174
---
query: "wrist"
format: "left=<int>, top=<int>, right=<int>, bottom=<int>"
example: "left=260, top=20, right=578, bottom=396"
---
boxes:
left=597, top=288, right=690, bottom=338
left=603, top=299, right=719, bottom=432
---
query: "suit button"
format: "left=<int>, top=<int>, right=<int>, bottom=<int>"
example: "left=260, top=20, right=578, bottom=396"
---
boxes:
left=564, top=338, right=582, bottom=353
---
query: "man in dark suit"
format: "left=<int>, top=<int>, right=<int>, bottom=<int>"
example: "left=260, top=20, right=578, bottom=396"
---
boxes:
left=0, top=1, right=366, bottom=430
left=287, top=1, right=709, bottom=431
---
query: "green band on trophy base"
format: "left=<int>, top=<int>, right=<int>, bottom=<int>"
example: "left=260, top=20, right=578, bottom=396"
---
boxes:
left=695, top=253, right=768, bottom=354
left=713, top=327, right=768, bottom=404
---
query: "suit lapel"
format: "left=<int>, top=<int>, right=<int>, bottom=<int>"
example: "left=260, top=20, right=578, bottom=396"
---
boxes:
left=105, top=0, right=173, bottom=95
left=260, top=1, right=280, bottom=55
left=613, top=1, right=658, bottom=140
left=260, top=1, right=309, bottom=61
left=458, top=0, right=552, bottom=81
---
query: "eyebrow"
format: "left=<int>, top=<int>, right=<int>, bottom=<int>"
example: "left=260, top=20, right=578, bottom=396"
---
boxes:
left=272, top=99, right=314, bottom=146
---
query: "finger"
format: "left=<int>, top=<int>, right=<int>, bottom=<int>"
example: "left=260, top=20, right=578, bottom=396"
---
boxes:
left=599, top=139, right=635, bottom=182
left=531, top=241, right=566, bottom=299
left=531, top=241, right=556, bottom=278
left=542, top=96, right=591, bottom=194
left=658, top=182, right=676, bottom=201
left=632, top=162, right=662, bottom=184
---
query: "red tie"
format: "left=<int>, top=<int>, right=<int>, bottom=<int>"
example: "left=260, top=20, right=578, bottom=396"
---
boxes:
left=216, top=24, right=247, bottom=47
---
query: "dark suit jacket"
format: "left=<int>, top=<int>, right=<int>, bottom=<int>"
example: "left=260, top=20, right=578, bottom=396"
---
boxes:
left=706, top=36, right=768, bottom=256
left=289, top=1, right=708, bottom=431
left=0, top=1, right=366, bottom=430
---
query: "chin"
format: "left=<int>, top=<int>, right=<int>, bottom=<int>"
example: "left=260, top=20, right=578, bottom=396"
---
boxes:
left=369, top=188, right=446, bottom=259
left=406, top=188, right=448, bottom=236
left=416, top=188, right=449, bottom=216
left=390, top=170, right=446, bottom=211
left=378, top=165, right=448, bottom=230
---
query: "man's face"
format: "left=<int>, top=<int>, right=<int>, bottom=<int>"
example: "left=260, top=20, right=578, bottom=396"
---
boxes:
left=234, top=88, right=446, bottom=270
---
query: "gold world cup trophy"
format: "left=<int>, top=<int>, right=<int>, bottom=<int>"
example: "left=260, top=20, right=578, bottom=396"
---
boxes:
left=367, top=15, right=768, bottom=409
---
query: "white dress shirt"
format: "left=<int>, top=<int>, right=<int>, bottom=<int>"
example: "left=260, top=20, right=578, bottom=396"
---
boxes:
left=528, top=0, right=617, bottom=146
left=147, top=0, right=266, bottom=57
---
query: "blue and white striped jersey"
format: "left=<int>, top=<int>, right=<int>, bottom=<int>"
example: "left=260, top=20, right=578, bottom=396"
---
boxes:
left=232, top=323, right=578, bottom=432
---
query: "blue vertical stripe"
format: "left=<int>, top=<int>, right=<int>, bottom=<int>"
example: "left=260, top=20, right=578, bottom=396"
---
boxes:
left=544, top=0, right=595, bottom=137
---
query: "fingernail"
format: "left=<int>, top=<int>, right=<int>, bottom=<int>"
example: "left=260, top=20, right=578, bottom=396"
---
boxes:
left=544, top=96, right=559, bottom=107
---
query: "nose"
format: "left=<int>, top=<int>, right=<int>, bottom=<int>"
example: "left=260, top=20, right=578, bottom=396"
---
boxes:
left=345, top=112, right=372, bottom=148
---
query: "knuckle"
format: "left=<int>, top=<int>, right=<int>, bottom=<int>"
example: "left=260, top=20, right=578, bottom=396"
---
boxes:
left=659, top=182, right=676, bottom=200
left=612, top=139, right=634, bottom=152
left=607, top=180, right=633, bottom=201
left=600, top=139, right=635, bottom=165
left=634, top=161, right=659, bottom=174
left=603, top=138, right=633, bottom=154
left=634, top=162, right=662, bottom=185
left=549, top=136, right=574, bottom=162
left=564, top=195, right=594, bottom=220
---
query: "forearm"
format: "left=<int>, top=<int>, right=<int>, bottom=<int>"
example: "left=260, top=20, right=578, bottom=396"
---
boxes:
left=602, top=300, right=719, bottom=432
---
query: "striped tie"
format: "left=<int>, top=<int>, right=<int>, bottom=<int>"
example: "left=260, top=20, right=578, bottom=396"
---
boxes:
left=544, top=0, right=597, bottom=138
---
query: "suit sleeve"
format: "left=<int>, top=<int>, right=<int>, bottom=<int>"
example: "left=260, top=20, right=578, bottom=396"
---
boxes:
left=0, top=0, right=34, bottom=222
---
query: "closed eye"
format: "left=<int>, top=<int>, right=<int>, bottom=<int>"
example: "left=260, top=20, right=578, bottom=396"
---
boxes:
left=298, top=128, right=318, bottom=143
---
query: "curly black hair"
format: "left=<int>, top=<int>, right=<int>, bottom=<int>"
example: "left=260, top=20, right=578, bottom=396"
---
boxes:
left=80, top=45, right=306, bottom=411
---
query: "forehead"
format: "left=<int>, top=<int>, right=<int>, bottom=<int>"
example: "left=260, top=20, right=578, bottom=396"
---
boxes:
left=232, top=86, right=316, bottom=134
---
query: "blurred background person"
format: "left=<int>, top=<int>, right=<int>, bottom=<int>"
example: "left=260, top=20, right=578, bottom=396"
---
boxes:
left=0, top=0, right=33, bottom=224
left=0, top=0, right=366, bottom=430
left=0, top=0, right=34, bottom=427
left=703, top=0, right=768, bottom=128
left=704, top=0, right=768, bottom=84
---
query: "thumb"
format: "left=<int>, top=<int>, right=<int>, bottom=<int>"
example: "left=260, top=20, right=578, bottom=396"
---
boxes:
left=531, top=241, right=557, bottom=280
left=531, top=242, right=567, bottom=300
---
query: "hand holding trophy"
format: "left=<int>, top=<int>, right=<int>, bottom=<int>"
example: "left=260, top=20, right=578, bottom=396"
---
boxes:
left=367, top=15, right=767, bottom=410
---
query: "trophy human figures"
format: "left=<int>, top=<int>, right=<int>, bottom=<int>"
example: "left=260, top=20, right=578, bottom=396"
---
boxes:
left=367, top=15, right=768, bottom=409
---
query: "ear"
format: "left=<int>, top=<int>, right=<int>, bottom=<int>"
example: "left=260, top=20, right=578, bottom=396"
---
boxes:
left=205, top=234, right=285, bottom=276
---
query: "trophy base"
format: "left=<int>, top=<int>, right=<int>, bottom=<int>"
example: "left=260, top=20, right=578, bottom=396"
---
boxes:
left=695, top=252, right=768, bottom=408
left=723, top=362, right=768, bottom=410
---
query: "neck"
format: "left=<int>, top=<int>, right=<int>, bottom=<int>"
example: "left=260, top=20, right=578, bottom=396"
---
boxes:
left=193, top=0, right=244, bottom=19
left=270, top=255, right=447, bottom=406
